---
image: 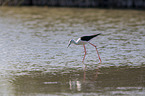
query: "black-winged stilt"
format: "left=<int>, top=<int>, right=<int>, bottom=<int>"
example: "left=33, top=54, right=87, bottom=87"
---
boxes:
left=67, top=33, right=102, bottom=63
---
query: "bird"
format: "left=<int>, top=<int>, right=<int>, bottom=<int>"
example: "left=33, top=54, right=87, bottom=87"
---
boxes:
left=67, top=33, right=102, bottom=64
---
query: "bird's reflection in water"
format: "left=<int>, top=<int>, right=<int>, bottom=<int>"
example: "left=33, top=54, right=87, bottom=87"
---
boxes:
left=69, top=80, right=82, bottom=91
left=69, top=64, right=100, bottom=92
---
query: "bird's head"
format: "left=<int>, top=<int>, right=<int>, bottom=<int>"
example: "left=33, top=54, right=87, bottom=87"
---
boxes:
left=67, top=39, right=73, bottom=48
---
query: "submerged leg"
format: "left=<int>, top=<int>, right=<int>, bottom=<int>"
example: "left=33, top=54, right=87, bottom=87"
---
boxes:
left=82, top=44, right=86, bottom=63
left=88, top=42, right=102, bottom=63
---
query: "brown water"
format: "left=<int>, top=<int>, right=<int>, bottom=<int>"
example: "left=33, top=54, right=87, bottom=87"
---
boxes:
left=0, top=7, right=145, bottom=96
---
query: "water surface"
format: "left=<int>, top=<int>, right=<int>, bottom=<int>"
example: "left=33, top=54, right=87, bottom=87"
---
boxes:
left=0, top=7, right=145, bottom=95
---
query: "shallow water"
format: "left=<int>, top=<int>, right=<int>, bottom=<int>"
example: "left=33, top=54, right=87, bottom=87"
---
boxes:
left=0, top=7, right=145, bottom=95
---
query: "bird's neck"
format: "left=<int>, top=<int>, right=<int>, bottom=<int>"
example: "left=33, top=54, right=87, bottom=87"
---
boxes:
left=71, top=39, right=78, bottom=45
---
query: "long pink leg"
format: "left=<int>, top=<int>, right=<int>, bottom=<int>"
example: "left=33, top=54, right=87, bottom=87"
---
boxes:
left=88, top=42, right=102, bottom=63
left=82, top=44, right=87, bottom=63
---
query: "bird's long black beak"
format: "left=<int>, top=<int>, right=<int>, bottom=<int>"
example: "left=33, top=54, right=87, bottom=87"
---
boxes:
left=67, top=43, right=70, bottom=48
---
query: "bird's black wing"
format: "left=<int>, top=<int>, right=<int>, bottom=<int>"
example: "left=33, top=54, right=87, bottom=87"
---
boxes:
left=81, top=33, right=101, bottom=41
